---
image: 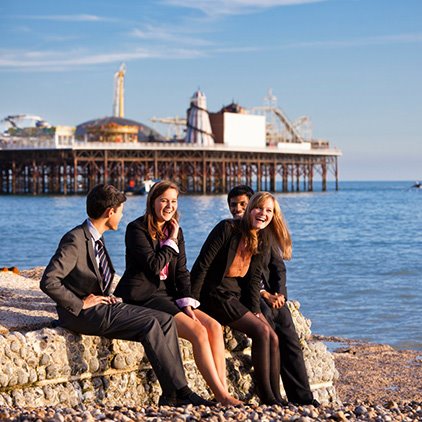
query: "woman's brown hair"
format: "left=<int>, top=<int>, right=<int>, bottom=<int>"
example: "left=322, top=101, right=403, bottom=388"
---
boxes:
left=145, top=180, right=180, bottom=240
left=241, top=192, right=292, bottom=260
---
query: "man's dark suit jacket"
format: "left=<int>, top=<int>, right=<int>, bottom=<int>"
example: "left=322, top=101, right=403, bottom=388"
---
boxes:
left=190, top=219, right=263, bottom=314
left=114, top=215, right=191, bottom=303
left=261, top=242, right=288, bottom=298
left=40, top=221, right=115, bottom=317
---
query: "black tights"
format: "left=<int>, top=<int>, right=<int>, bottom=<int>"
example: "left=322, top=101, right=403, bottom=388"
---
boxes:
left=229, top=311, right=282, bottom=404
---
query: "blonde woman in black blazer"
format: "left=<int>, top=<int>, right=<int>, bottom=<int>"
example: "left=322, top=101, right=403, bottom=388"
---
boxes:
left=191, top=192, right=292, bottom=406
left=115, top=181, right=241, bottom=406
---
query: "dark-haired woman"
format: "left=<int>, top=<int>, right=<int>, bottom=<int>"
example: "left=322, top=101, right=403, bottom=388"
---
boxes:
left=191, top=192, right=292, bottom=406
left=114, top=181, right=241, bottom=406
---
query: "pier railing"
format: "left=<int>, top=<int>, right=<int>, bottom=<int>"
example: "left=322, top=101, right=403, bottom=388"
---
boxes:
left=0, top=137, right=341, bottom=156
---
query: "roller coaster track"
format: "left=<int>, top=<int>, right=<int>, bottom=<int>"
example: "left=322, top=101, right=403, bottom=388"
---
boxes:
left=250, top=106, right=305, bottom=143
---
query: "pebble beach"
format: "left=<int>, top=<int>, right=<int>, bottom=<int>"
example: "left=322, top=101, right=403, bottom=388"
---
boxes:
left=0, top=347, right=420, bottom=422
left=0, top=268, right=421, bottom=421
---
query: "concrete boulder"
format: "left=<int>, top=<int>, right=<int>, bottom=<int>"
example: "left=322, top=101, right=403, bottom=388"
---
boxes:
left=0, top=269, right=339, bottom=407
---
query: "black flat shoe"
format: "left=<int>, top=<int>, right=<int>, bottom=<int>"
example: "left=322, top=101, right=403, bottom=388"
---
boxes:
left=158, top=395, right=177, bottom=407
left=309, top=399, right=320, bottom=407
left=176, top=392, right=216, bottom=407
left=276, top=398, right=289, bottom=406
left=294, top=399, right=320, bottom=407
left=158, top=395, right=177, bottom=406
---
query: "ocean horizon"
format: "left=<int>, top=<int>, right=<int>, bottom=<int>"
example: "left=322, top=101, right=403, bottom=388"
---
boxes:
left=1, top=180, right=421, bottom=351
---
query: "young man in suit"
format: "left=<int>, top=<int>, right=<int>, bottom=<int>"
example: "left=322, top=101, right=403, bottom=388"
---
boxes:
left=227, top=185, right=319, bottom=407
left=41, top=184, right=213, bottom=407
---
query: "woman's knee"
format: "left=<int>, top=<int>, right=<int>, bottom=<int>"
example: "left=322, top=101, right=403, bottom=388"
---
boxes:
left=269, top=329, right=279, bottom=348
left=190, top=323, right=209, bottom=345
left=204, top=317, right=223, bottom=337
left=252, top=321, right=271, bottom=342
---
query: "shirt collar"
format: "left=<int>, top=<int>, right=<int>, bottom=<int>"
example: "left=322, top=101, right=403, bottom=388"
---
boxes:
left=86, top=218, right=102, bottom=242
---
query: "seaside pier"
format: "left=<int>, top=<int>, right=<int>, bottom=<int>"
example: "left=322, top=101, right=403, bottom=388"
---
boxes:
left=0, top=140, right=340, bottom=195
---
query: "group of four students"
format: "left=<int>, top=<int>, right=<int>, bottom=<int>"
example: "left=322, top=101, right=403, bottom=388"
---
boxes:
left=41, top=181, right=318, bottom=408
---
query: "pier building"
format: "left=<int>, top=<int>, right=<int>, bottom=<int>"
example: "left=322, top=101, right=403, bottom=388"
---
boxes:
left=0, top=66, right=341, bottom=195
left=75, top=117, right=163, bottom=143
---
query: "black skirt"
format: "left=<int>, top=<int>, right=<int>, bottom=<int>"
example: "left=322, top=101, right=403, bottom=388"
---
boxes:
left=139, top=287, right=181, bottom=316
left=200, top=277, right=250, bottom=325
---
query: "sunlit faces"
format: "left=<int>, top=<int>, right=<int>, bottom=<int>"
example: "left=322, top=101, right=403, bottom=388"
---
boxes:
left=107, top=203, right=124, bottom=231
left=249, top=197, right=274, bottom=230
left=154, top=188, right=178, bottom=223
left=229, top=194, right=250, bottom=219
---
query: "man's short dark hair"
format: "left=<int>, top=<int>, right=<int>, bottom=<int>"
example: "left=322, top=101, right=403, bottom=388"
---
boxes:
left=86, top=184, right=127, bottom=219
left=227, top=185, right=255, bottom=204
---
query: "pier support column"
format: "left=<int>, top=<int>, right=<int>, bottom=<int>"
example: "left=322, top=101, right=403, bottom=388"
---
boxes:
left=296, top=164, right=300, bottom=192
left=270, top=161, right=276, bottom=192
left=335, top=157, right=339, bottom=191
left=308, top=164, right=314, bottom=192
left=73, top=157, right=78, bottom=194
left=120, top=161, right=125, bottom=192
left=282, top=164, right=288, bottom=193
left=222, top=161, right=226, bottom=193
left=63, top=163, right=67, bottom=195
left=202, top=153, right=207, bottom=194
left=12, top=160, right=16, bottom=195
left=322, top=161, right=327, bottom=192
left=154, top=151, right=158, bottom=180
left=237, top=159, right=241, bottom=186
left=32, top=160, right=38, bottom=195
left=104, top=150, right=109, bottom=185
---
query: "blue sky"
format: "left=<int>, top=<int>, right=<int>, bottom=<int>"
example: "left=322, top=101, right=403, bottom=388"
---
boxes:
left=1, top=0, right=421, bottom=181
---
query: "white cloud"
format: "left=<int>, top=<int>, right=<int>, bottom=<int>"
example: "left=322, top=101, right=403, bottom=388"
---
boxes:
left=281, top=33, right=422, bottom=49
left=163, top=0, right=325, bottom=16
left=130, top=25, right=213, bottom=46
left=2, top=31, right=420, bottom=72
left=16, top=14, right=114, bottom=22
left=0, top=47, right=204, bottom=71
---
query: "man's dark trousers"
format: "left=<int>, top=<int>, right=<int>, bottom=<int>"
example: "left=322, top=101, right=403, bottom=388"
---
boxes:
left=57, top=302, right=187, bottom=397
left=260, top=298, right=313, bottom=403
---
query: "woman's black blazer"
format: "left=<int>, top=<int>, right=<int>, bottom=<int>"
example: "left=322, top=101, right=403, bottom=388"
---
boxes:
left=114, top=215, right=191, bottom=303
left=190, top=219, right=263, bottom=314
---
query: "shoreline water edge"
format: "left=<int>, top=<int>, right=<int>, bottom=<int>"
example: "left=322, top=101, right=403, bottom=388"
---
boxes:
left=0, top=268, right=421, bottom=421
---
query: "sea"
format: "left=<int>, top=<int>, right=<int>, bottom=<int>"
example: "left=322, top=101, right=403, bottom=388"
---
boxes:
left=1, top=181, right=421, bottom=351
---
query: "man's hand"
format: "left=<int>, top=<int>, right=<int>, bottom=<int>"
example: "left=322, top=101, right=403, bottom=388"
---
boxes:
left=261, top=291, right=285, bottom=309
left=82, top=294, right=117, bottom=309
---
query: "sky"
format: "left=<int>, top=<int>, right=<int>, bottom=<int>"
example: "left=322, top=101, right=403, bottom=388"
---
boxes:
left=1, top=0, right=421, bottom=181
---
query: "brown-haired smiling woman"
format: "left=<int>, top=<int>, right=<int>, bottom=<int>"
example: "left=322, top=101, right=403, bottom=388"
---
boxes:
left=114, top=181, right=241, bottom=406
left=191, top=192, right=292, bottom=406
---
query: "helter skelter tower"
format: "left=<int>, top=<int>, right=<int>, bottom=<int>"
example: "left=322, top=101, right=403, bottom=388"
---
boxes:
left=185, top=89, right=214, bottom=146
left=113, top=63, right=126, bottom=118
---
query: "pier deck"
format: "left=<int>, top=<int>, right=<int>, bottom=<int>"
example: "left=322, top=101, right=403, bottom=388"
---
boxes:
left=0, top=140, right=341, bottom=194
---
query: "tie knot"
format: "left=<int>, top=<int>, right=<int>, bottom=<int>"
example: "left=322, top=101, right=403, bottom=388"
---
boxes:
left=95, top=238, right=104, bottom=248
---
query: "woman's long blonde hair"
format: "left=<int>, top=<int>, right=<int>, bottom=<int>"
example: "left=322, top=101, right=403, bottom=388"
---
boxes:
left=145, top=181, right=180, bottom=240
left=241, top=192, right=292, bottom=260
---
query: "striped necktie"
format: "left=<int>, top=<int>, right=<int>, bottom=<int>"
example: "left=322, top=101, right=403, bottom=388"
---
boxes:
left=95, top=238, right=112, bottom=291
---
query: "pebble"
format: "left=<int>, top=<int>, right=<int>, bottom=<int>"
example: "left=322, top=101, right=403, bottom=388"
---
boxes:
left=0, top=401, right=420, bottom=422
left=355, top=404, right=367, bottom=415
